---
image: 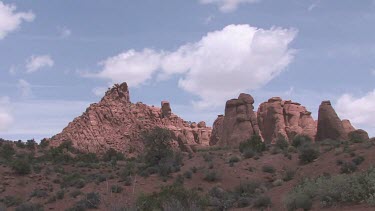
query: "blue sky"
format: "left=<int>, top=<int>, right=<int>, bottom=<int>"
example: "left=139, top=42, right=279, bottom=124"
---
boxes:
left=0, top=0, right=374, bottom=141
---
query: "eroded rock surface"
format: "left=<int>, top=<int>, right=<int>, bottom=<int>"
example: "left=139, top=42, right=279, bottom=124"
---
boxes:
left=50, top=82, right=211, bottom=154
left=257, top=97, right=317, bottom=144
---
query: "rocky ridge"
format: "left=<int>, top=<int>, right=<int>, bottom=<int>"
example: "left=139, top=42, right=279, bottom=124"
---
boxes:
left=210, top=95, right=369, bottom=147
left=50, top=82, right=211, bottom=154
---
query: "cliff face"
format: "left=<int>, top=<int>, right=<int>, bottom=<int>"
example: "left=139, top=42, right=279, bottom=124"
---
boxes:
left=50, top=82, right=211, bottom=154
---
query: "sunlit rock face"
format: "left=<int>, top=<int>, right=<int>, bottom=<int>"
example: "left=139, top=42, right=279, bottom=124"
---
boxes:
left=50, top=82, right=211, bottom=155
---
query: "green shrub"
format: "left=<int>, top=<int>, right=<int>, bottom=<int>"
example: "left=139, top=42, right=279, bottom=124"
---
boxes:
left=11, top=158, right=31, bottom=175
left=119, top=161, right=137, bottom=180
left=111, top=185, right=123, bottom=193
left=30, top=189, right=48, bottom=198
left=208, top=186, right=236, bottom=210
left=292, top=135, right=312, bottom=148
left=285, top=168, right=375, bottom=209
left=0, top=203, right=6, bottom=211
left=174, top=174, right=185, bottom=186
left=0, top=143, right=15, bottom=160
left=76, top=153, right=98, bottom=163
left=273, top=179, right=283, bottom=186
left=204, top=171, right=220, bottom=182
left=39, top=138, right=49, bottom=148
left=83, top=192, right=101, bottom=209
left=15, top=202, right=43, bottom=211
left=202, top=153, right=213, bottom=162
left=352, top=156, right=365, bottom=165
left=283, top=168, right=296, bottom=181
left=136, top=185, right=205, bottom=211
left=236, top=197, right=251, bottom=208
left=229, top=156, right=240, bottom=163
left=69, top=190, right=82, bottom=198
left=275, top=138, right=289, bottom=150
left=56, top=189, right=65, bottom=200
left=140, top=127, right=183, bottom=178
left=242, top=148, right=255, bottom=158
left=102, top=148, right=125, bottom=162
left=26, top=139, right=36, bottom=150
left=349, top=132, right=366, bottom=143
left=298, top=145, right=319, bottom=164
left=285, top=193, right=312, bottom=211
left=190, top=166, right=198, bottom=173
left=143, top=127, right=173, bottom=167
left=16, top=140, right=25, bottom=148
left=262, top=165, right=275, bottom=173
left=46, top=142, right=74, bottom=164
left=320, top=139, right=341, bottom=151
left=2, top=195, right=22, bottom=207
left=340, top=162, right=357, bottom=174
left=336, top=159, right=343, bottom=165
left=234, top=181, right=260, bottom=197
left=183, top=170, right=192, bottom=179
left=62, top=173, right=86, bottom=188
left=253, top=195, right=271, bottom=208
left=239, top=135, right=265, bottom=153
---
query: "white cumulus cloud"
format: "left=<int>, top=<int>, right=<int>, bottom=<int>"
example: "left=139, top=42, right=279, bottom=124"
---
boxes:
left=0, top=1, right=34, bottom=39
left=26, top=55, right=54, bottom=73
left=0, top=97, right=13, bottom=132
left=95, top=49, right=162, bottom=87
left=92, top=24, right=297, bottom=109
left=199, top=0, right=260, bottom=13
left=336, top=90, right=375, bottom=137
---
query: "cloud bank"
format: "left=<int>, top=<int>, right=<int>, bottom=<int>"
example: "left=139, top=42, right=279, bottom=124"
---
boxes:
left=92, top=24, right=297, bottom=109
left=336, top=90, right=375, bottom=136
left=199, top=0, right=259, bottom=12
left=0, top=1, right=34, bottom=39
left=26, top=55, right=54, bottom=73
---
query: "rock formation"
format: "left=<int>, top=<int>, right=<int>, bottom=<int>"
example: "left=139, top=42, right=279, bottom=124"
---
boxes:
left=50, top=82, right=211, bottom=154
left=315, top=101, right=347, bottom=142
left=214, top=93, right=261, bottom=147
left=210, top=115, right=224, bottom=146
left=348, top=129, right=370, bottom=141
left=161, top=101, right=172, bottom=118
left=342, top=119, right=356, bottom=134
left=257, top=97, right=317, bottom=144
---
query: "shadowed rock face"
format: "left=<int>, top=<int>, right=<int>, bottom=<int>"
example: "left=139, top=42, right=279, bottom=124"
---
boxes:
left=214, top=93, right=261, bottom=147
left=316, top=101, right=347, bottom=142
left=257, top=98, right=317, bottom=144
left=50, top=82, right=211, bottom=154
left=210, top=115, right=224, bottom=146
